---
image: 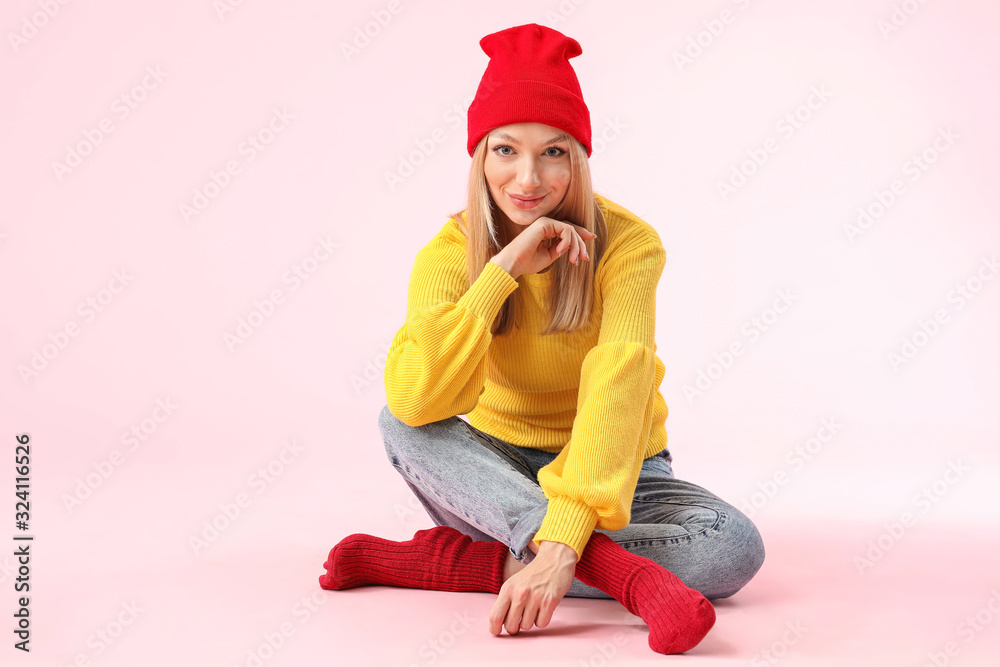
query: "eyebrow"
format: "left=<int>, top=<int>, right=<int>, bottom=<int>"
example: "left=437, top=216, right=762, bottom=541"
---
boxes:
left=490, top=131, right=569, bottom=146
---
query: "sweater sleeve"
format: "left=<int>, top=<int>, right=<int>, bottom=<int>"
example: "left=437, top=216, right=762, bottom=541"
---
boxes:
left=384, top=235, right=520, bottom=427
left=532, top=237, right=667, bottom=560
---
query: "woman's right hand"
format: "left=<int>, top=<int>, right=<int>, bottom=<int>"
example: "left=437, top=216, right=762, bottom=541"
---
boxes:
left=488, top=540, right=578, bottom=637
left=490, top=216, right=597, bottom=279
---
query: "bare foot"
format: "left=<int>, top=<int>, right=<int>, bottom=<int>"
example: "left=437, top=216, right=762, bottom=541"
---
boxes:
left=502, top=539, right=540, bottom=582
left=502, top=551, right=528, bottom=582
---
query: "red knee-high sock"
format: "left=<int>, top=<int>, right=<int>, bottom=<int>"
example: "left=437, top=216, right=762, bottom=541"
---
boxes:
left=319, top=525, right=507, bottom=594
left=573, top=532, right=716, bottom=655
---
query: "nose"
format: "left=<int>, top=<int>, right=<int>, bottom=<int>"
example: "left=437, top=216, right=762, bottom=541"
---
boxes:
left=516, top=155, right=542, bottom=190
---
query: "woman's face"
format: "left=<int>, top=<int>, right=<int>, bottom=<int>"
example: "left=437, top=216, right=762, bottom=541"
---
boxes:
left=484, top=122, right=571, bottom=238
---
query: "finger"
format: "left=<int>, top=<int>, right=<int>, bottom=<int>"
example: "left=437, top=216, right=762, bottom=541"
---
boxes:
left=545, top=238, right=561, bottom=264
left=536, top=594, right=557, bottom=629
left=541, top=221, right=561, bottom=243
left=569, top=231, right=583, bottom=264
left=488, top=592, right=510, bottom=636
left=560, top=229, right=574, bottom=264
left=563, top=228, right=580, bottom=262
left=504, top=588, right=529, bottom=636
left=580, top=226, right=594, bottom=256
left=556, top=237, right=572, bottom=257
left=520, top=598, right=541, bottom=632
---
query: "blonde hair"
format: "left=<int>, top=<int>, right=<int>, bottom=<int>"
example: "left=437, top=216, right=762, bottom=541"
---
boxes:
left=448, top=134, right=608, bottom=337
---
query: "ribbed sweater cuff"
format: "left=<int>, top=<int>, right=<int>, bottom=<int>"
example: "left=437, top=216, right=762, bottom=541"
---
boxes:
left=532, top=495, right=600, bottom=561
left=456, top=261, right=519, bottom=321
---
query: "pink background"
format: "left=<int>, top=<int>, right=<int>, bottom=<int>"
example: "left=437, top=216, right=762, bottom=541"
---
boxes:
left=2, top=1, right=999, bottom=665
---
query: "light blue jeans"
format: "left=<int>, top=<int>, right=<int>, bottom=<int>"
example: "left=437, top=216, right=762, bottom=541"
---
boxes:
left=378, top=405, right=765, bottom=600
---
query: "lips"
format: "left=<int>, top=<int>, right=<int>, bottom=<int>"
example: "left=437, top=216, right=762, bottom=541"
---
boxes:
left=508, top=192, right=545, bottom=209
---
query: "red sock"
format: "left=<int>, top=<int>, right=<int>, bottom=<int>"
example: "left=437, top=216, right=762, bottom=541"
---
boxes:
left=319, top=525, right=507, bottom=594
left=573, top=532, right=716, bottom=654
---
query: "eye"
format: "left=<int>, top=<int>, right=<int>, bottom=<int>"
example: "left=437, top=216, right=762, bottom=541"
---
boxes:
left=491, top=145, right=513, bottom=157
left=545, top=147, right=567, bottom=157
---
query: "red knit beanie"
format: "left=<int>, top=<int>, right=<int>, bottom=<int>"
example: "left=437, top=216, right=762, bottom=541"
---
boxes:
left=467, top=23, right=592, bottom=158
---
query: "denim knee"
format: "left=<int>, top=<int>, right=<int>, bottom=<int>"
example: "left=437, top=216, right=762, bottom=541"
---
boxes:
left=378, top=404, right=407, bottom=463
left=378, top=403, right=399, bottom=433
left=378, top=404, right=465, bottom=468
left=709, top=510, right=766, bottom=599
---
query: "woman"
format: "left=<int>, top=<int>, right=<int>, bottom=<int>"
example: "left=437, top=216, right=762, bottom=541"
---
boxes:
left=319, top=22, right=765, bottom=656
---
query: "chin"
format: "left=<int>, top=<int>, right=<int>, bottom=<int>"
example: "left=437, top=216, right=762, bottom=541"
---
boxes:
left=504, top=206, right=550, bottom=226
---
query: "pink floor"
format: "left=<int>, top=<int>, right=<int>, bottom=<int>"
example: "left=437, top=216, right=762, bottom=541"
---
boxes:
left=22, top=511, right=1000, bottom=666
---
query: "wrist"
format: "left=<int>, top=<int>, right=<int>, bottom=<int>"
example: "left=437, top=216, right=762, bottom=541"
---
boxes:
left=489, top=254, right=520, bottom=279
left=536, top=540, right=578, bottom=564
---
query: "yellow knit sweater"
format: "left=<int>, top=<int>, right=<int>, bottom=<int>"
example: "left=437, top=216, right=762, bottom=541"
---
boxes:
left=384, top=192, right=668, bottom=559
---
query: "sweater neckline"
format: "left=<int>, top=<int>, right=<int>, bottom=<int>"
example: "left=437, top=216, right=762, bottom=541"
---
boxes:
left=521, top=269, right=554, bottom=285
